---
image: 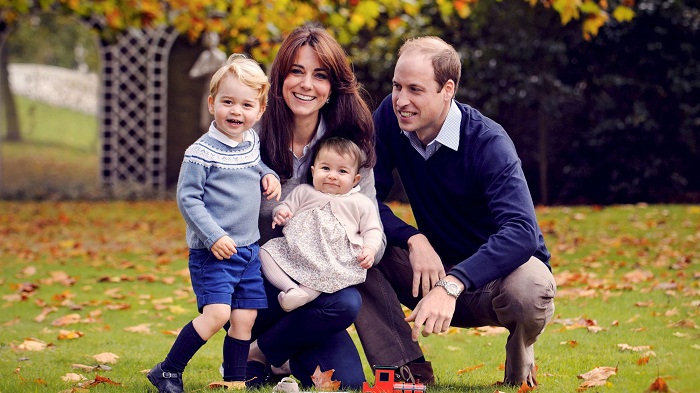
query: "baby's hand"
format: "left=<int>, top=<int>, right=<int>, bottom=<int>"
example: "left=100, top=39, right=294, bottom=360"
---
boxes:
left=272, top=209, right=293, bottom=229
left=262, top=174, right=281, bottom=201
left=358, top=247, right=376, bottom=269
left=211, top=236, right=237, bottom=260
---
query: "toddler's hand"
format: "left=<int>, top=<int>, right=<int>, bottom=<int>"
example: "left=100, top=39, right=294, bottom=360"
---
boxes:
left=272, top=209, right=293, bottom=229
left=211, top=236, right=237, bottom=260
left=262, top=174, right=281, bottom=201
left=358, top=247, right=376, bottom=269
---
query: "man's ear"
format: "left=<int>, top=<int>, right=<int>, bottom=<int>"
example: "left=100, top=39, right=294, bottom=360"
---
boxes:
left=443, top=80, right=456, bottom=100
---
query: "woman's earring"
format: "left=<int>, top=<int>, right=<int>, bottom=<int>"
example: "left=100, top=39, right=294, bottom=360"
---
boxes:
left=326, top=93, right=331, bottom=104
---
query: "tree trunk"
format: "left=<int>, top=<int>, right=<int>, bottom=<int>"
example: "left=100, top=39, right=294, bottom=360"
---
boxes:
left=1, top=29, right=21, bottom=142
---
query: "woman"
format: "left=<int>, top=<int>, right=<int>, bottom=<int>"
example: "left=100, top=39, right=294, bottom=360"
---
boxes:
left=247, top=23, right=384, bottom=390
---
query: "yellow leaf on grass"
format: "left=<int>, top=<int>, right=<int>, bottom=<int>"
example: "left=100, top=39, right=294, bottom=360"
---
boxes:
left=58, top=330, right=85, bottom=340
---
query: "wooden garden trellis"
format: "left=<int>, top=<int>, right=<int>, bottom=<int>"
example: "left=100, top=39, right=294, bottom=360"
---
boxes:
left=99, top=26, right=179, bottom=192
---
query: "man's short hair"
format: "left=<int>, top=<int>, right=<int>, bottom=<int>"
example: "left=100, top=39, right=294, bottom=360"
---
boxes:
left=398, top=36, right=461, bottom=96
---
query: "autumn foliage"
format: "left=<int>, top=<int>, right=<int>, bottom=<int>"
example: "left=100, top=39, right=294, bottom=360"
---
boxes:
left=0, top=0, right=637, bottom=63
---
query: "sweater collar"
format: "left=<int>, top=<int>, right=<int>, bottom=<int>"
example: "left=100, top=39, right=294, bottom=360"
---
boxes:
left=207, top=121, right=254, bottom=147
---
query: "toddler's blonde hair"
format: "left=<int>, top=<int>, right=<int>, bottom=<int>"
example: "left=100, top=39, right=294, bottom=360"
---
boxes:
left=209, top=53, right=270, bottom=107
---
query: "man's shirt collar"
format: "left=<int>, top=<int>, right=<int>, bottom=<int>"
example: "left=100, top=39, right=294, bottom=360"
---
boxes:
left=402, top=100, right=461, bottom=160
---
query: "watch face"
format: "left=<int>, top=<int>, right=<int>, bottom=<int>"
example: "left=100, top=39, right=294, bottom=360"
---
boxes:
left=445, top=282, right=459, bottom=294
left=437, top=280, right=461, bottom=297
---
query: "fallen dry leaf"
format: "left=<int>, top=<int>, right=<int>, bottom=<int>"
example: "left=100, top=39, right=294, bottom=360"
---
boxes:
left=471, top=326, right=508, bottom=336
left=72, top=363, right=113, bottom=372
left=667, top=319, right=698, bottom=329
left=618, top=343, right=652, bottom=351
left=19, top=266, right=37, bottom=277
left=162, top=328, right=182, bottom=336
left=93, top=352, right=119, bottom=363
left=124, top=323, right=152, bottom=334
left=457, top=363, right=484, bottom=374
left=311, top=365, right=340, bottom=391
left=76, top=374, right=121, bottom=388
left=61, top=372, right=87, bottom=382
left=16, top=338, right=49, bottom=351
left=58, top=330, right=85, bottom=340
left=577, top=366, right=617, bottom=390
left=2, top=316, right=21, bottom=326
left=52, top=313, right=82, bottom=327
left=645, top=377, right=672, bottom=392
left=516, top=380, right=535, bottom=392
left=208, top=381, right=246, bottom=389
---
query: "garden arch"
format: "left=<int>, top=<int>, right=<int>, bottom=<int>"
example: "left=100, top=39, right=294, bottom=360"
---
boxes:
left=99, top=26, right=178, bottom=193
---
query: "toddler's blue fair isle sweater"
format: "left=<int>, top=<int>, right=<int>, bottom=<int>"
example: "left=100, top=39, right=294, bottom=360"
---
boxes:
left=176, top=127, right=276, bottom=250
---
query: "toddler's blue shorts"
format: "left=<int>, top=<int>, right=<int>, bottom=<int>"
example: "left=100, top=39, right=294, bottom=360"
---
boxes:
left=188, top=243, right=268, bottom=312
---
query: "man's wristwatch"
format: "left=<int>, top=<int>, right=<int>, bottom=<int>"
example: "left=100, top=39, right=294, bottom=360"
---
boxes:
left=435, top=279, right=462, bottom=298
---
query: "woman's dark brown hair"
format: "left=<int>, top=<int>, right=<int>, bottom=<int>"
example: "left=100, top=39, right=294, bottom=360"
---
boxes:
left=259, top=23, right=375, bottom=180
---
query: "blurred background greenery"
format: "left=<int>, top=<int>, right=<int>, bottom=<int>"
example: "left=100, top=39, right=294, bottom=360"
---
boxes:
left=1, top=0, right=698, bottom=204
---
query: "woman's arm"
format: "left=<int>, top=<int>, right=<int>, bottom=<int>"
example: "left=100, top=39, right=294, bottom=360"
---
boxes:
left=357, top=166, right=387, bottom=261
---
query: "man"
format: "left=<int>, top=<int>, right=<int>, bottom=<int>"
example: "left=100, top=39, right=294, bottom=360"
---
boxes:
left=355, top=36, right=556, bottom=387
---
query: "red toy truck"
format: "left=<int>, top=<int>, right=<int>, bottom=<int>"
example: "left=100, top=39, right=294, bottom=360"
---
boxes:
left=362, top=366, right=427, bottom=393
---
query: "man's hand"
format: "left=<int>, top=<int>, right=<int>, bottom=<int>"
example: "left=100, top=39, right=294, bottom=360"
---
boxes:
left=404, top=276, right=463, bottom=340
left=211, top=235, right=237, bottom=260
left=407, top=234, right=445, bottom=297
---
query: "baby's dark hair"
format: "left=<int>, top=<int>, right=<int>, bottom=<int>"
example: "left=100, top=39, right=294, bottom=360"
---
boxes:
left=314, top=136, right=364, bottom=172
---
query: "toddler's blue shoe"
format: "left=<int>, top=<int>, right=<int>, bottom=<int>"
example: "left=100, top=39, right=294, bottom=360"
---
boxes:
left=147, top=362, right=184, bottom=393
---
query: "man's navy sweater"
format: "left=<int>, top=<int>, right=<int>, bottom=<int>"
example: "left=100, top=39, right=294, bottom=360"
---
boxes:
left=373, top=95, right=551, bottom=290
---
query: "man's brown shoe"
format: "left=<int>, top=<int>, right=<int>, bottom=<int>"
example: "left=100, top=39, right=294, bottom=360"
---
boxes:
left=396, top=361, right=435, bottom=385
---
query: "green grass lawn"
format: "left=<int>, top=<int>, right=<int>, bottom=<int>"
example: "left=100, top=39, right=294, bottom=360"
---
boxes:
left=0, top=202, right=698, bottom=392
left=1, top=96, right=99, bottom=199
